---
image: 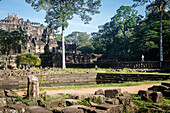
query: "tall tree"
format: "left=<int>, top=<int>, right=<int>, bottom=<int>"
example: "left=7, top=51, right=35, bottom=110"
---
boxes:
left=111, top=6, right=143, bottom=39
left=26, top=0, right=101, bottom=69
left=133, top=0, right=170, bottom=68
left=67, top=31, right=93, bottom=54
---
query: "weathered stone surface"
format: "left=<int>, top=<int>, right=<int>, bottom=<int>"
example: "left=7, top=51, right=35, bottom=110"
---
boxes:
left=27, top=75, right=39, bottom=99
left=28, top=106, right=52, bottom=113
left=0, top=90, right=5, bottom=97
left=65, top=99, right=79, bottom=106
left=0, top=98, right=7, bottom=107
left=118, top=96, right=131, bottom=105
left=91, top=95, right=106, bottom=104
left=138, top=90, right=153, bottom=101
left=149, top=92, right=163, bottom=103
left=52, top=107, right=65, bottom=113
left=28, top=100, right=38, bottom=106
left=0, top=104, right=31, bottom=113
left=69, top=105, right=107, bottom=113
left=62, top=108, right=84, bottom=113
left=105, top=98, right=119, bottom=105
left=105, top=88, right=121, bottom=97
left=162, top=90, right=170, bottom=97
left=94, top=89, right=104, bottom=95
left=4, top=90, right=19, bottom=97
left=91, top=103, right=123, bottom=112
left=45, top=98, right=66, bottom=110
left=161, top=82, right=170, bottom=88
left=148, top=85, right=169, bottom=92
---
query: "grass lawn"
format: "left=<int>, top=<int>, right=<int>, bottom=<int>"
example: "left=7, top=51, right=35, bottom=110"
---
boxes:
left=26, top=68, right=170, bottom=75
left=15, top=80, right=170, bottom=92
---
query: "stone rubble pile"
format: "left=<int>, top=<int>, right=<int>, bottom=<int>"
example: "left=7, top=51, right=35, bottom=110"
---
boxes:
left=0, top=82, right=170, bottom=113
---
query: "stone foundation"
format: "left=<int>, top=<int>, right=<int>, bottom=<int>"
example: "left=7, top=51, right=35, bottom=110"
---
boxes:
left=0, top=73, right=169, bottom=90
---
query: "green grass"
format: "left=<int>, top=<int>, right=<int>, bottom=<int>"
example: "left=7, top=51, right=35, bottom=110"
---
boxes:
left=2, top=68, right=170, bottom=75
left=14, top=80, right=170, bottom=92
left=37, top=80, right=170, bottom=91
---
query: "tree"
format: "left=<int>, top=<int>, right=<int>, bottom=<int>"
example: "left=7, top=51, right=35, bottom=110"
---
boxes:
left=26, top=0, right=101, bottom=69
left=91, top=6, right=143, bottom=55
left=111, top=6, right=143, bottom=39
left=133, top=0, right=170, bottom=67
left=67, top=31, right=93, bottom=53
left=15, top=53, right=41, bottom=69
left=0, top=29, right=26, bottom=69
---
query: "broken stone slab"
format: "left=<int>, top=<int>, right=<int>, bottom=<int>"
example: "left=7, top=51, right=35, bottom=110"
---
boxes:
left=105, top=88, right=121, bottom=98
left=0, top=90, right=5, bottom=97
left=28, top=106, right=52, bottom=113
left=27, top=75, right=39, bottom=99
left=68, top=105, right=107, bottom=113
left=61, top=107, right=84, bottom=113
left=65, top=99, right=80, bottom=106
left=4, top=90, right=20, bottom=98
left=45, top=98, right=66, bottom=110
left=149, top=92, right=163, bottom=103
left=161, top=82, right=170, bottom=88
left=118, top=96, right=132, bottom=105
left=0, top=104, right=31, bottom=113
left=105, top=98, right=119, bottom=105
left=148, top=85, right=169, bottom=92
left=162, top=90, right=170, bottom=97
left=138, top=90, right=153, bottom=101
left=92, top=104, right=124, bottom=113
left=0, top=98, right=7, bottom=107
left=90, top=95, right=106, bottom=104
left=94, top=89, right=104, bottom=95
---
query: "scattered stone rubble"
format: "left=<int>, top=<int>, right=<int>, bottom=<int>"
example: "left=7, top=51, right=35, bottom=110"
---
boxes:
left=0, top=81, right=170, bottom=113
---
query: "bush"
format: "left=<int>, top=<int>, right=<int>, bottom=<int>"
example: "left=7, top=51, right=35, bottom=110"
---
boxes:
left=15, top=53, right=41, bottom=69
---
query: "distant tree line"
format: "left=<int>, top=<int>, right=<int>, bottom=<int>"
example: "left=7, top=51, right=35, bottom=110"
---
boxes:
left=67, top=5, right=170, bottom=61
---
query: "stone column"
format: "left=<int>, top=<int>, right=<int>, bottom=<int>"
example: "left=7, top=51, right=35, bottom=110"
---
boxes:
left=27, top=75, right=39, bottom=99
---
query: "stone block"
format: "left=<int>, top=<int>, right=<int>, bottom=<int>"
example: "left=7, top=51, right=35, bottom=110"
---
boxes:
left=149, top=92, right=163, bottom=103
left=105, top=98, right=119, bottom=105
left=105, top=88, right=121, bottom=97
left=161, top=82, right=170, bottom=88
left=0, top=98, right=7, bottom=107
left=94, top=89, right=104, bottom=95
left=0, top=90, right=5, bottom=97
left=148, top=85, right=169, bottom=92
left=28, top=106, right=52, bottom=113
left=162, top=90, right=170, bottom=97
left=62, top=108, right=84, bottom=113
left=27, top=75, right=39, bottom=99
left=45, top=98, right=66, bottom=110
left=92, top=104, right=124, bottom=113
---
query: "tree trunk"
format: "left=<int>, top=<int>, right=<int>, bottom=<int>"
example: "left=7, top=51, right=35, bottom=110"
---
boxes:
left=5, top=52, right=8, bottom=72
left=159, top=4, right=163, bottom=68
left=62, top=26, right=66, bottom=69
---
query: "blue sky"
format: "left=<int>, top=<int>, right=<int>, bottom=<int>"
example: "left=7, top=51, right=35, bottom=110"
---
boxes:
left=0, top=0, right=147, bottom=36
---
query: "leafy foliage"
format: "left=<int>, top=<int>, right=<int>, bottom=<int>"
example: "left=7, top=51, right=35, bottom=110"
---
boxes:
left=67, top=31, right=94, bottom=53
left=15, top=53, right=41, bottom=68
left=26, top=0, right=101, bottom=69
left=0, top=29, right=26, bottom=55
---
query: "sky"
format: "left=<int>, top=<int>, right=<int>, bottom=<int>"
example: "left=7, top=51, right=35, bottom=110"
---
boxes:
left=0, top=0, right=147, bottom=36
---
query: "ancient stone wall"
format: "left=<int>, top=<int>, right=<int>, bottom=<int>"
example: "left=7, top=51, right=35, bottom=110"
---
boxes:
left=96, top=73, right=170, bottom=84
left=0, top=73, right=169, bottom=90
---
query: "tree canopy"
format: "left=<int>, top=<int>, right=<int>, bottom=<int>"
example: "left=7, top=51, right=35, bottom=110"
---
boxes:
left=15, top=53, right=41, bottom=69
left=0, top=29, right=26, bottom=55
left=26, top=0, right=101, bottom=69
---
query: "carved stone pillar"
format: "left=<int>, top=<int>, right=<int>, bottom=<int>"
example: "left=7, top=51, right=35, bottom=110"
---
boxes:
left=27, top=75, right=39, bottom=99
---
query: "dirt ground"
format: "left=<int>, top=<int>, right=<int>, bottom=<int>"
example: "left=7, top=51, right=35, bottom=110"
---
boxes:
left=16, top=83, right=161, bottom=96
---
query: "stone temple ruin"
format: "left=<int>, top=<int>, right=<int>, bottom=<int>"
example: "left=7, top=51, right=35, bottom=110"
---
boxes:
left=0, top=13, right=58, bottom=54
